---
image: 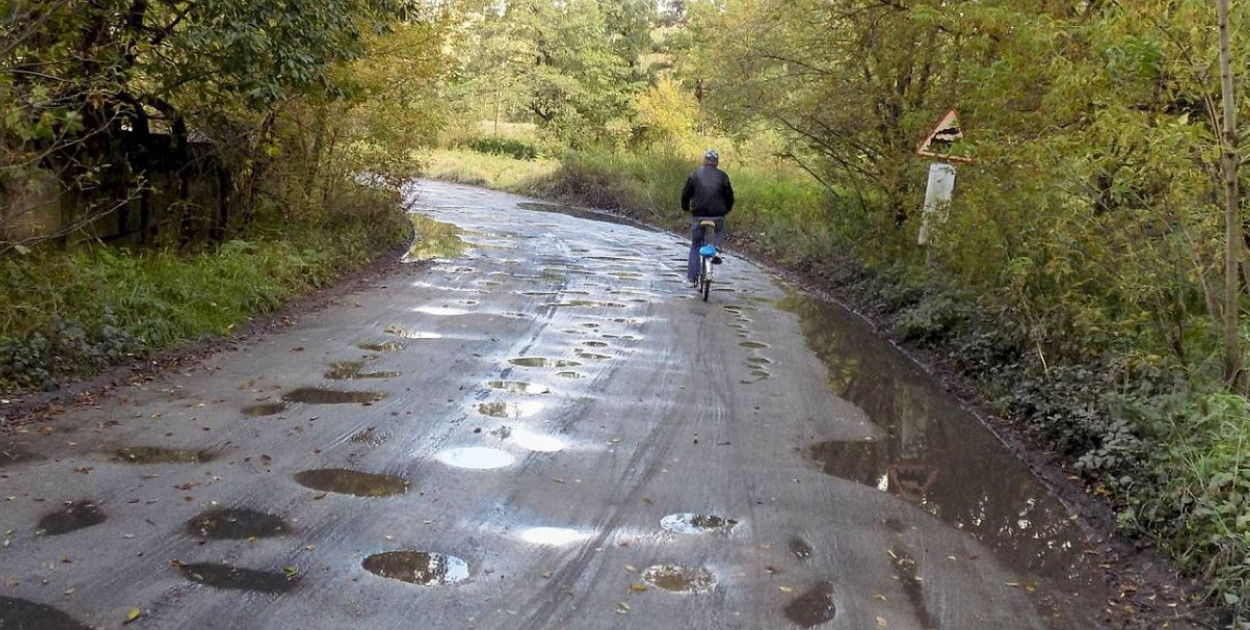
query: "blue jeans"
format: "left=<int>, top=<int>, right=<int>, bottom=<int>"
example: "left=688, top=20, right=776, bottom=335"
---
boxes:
left=687, top=217, right=725, bottom=282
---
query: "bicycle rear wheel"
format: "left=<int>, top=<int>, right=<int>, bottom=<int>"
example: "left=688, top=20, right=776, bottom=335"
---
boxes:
left=700, top=258, right=712, bottom=301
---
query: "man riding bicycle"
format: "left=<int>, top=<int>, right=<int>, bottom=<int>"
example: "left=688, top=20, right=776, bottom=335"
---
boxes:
left=681, top=149, right=734, bottom=288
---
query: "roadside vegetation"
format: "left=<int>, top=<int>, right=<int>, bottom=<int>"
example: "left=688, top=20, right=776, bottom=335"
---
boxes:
left=425, top=0, right=1250, bottom=619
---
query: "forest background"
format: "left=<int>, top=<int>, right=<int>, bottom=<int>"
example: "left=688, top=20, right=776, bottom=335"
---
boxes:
left=4, top=0, right=1250, bottom=619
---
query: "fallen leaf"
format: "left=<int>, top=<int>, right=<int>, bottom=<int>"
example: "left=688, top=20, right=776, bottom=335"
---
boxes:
left=877, top=616, right=888, bottom=627
left=283, top=566, right=300, bottom=578
left=874, top=593, right=887, bottom=602
left=124, top=607, right=142, bottom=624
left=779, top=585, right=794, bottom=593
left=628, top=583, right=648, bottom=592
left=624, top=565, right=637, bottom=573
left=72, top=467, right=92, bottom=474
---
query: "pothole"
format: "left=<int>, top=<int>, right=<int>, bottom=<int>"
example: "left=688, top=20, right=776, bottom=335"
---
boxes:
left=520, top=527, right=591, bottom=546
left=487, top=381, right=549, bottom=395
left=186, top=507, right=289, bottom=539
left=350, top=427, right=387, bottom=446
left=293, top=469, right=409, bottom=497
left=114, top=446, right=215, bottom=464
left=783, top=581, right=837, bottom=627
left=179, top=562, right=300, bottom=593
left=555, top=371, right=583, bottom=379
left=242, top=402, right=287, bottom=417
left=581, top=341, right=609, bottom=348
left=283, top=388, right=386, bottom=405
left=384, top=326, right=444, bottom=340
left=404, top=213, right=465, bottom=262
left=325, top=361, right=400, bottom=380
left=359, top=340, right=405, bottom=352
left=37, top=500, right=106, bottom=536
left=739, top=341, right=769, bottom=349
left=640, top=564, right=716, bottom=593
left=435, top=447, right=515, bottom=470
left=0, top=597, right=91, bottom=630
left=659, top=513, right=737, bottom=534
left=508, top=358, right=582, bottom=369
left=362, top=551, right=469, bottom=585
left=574, top=351, right=610, bottom=361
left=476, top=401, right=544, bottom=419
left=789, top=537, right=814, bottom=560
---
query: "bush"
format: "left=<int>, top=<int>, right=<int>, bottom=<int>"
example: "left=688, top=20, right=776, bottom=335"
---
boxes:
left=466, top=137, right=539, bottom=160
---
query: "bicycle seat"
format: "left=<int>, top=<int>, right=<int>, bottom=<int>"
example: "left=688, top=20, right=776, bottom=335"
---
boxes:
left=698, top=219, right=718, bottom=228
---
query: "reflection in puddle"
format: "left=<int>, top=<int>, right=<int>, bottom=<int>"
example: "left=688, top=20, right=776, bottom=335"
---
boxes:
left=555, top=371, right=583, bottom=379
left=0, top=597, right=91, bottom=630
left=38, top=500, right=105, bottom=535
left=574, top=350, right=610, bottom=361
left=325, top=361, right=399, bottom=380
left=891, top=546, right=936, bottom=628
left=511, top=427, right=566, bottom=453
left=114, top=446, right=215, bottom=464
left=581, top=341, right=609, bottom=348
left=186, top=507, right=289, bottom=539
left=384, top=326, right=443, bottom=340
left=487, top=381, right=550, bottom=395
left=179, top=562, right=299, bottom=593
left=435, top=447, right=515, bottom=470
left=359, top=340, right=405, bottom=352
left=509, top=358, right=582, bottom=369
left=519, top=527, right=591, bottom=546
left=242, top=402, right=287, bottom=417
left=362, top=551, right=469, bottom=585
left=660, top=513, right=737, bottom=534
left=789, top=537, right=813, bottom=560
left=413, top=306, right=470, bottom=316
left=783, top=581, right=837, bottom=628
left=641, top=564, right=716, bottom=593
left=779, top=292, right=1101, bottom=590
left=293, top=469, right=410, bottom=497
left=477, top=400, right=545, bottom=419
left=283, top=388, right=386, bottom=405
left=404, top=213, right=465, bottom=262
left=350, top=427, right=387, bottom=446
left=739, top=341, right=769, bottom=349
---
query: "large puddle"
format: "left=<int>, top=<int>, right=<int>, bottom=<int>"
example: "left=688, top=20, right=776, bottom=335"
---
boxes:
left=783, top=581, right=837, bottom=627
left=293, top=468, right=410, bottom=497
left=179, top=562, right=300, bottom=593
left=404, top=213, right=466, bottom=262
left=37, top=500, right=105, bottom=536
left=0, top=597, right=91, bottom=629
left=362, top=551, right=469, bottom=585
left=186, top=507, right=290, bottom=539
left=779, top=292, right=1101, bottom=589
left=283, top=388, right=386, bottom=405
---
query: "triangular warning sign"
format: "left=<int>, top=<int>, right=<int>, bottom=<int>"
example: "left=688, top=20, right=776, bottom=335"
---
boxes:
left=917, top=109, right=972, bottom=163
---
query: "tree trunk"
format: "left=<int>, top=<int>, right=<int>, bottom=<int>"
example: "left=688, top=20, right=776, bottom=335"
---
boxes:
left=1218, top=0, right=1243, bottom=385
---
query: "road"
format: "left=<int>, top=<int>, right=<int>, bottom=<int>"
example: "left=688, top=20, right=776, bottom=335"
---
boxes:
left=1, top=180, right=1118, bottom=629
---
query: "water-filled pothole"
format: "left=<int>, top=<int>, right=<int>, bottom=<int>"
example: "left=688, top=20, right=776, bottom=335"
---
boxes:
left=359, top=340, right=405, bottom=352
left=783, top=581, right=837, bottom=628
left=384, top=326, right=444, bottom=340
left=477, top=401, right=544, bottom=419
left=293, top=469, right=410, bottom=497
left=114, top=446, right=215, bottom=464
left=242, top=402, right=287, bottom=417
left=0, top=597, right=91, bottom=630
left=519, top=527, right=590, bottom=546
left=508, top=358, right=582, bottom=369
left=325, top=361, right=400, bottom=380
left=487, top=381, right=549, bottom=395
left=555, top=371, right=583, bottom=379
left=37, top=500, right=105, bottom=535
left=283, top=388, right=386, bottom=405
left=641, top=564, right=716, bottom=593
left=362, top=551, right=469, bottom=585
left=739, top=341, right=769, bottom=349
left=574, top=351, right=610, bottom=361
left=0, top=447, right=41, bottom=468
left=660, top=513, right=737, bottom=534
left=186, top=507, right=289, bottom=539
left=435, top=447, right=515, bottom=470
left=179, top=562, right=299, bottom=593
left=404, top=213, right=465, bottom=262
left=581, top=341, right=609, bottom=348
left=789, top=537, right=813, bottom=560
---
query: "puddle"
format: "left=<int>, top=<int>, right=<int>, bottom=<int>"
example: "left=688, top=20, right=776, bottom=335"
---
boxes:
left=114, top=446, right=215, bottom=464
left=413, top=305, right=470, bottom=316
left=573, top=351, right=610, bottom=361
left=186, top=507, right=289, bottom=539
left=789, top=537, right=813, bottom=560
left=359, top=340, right=405, bottom=352
left=608, top=272, right=643, bottom=279
left=179, top=562, right=299, bottom=593
left=242, top=402, right=287, bottom=417
left=384, top=326, right=443, bottom=340
left=581, top=341, right=609, bottom=348
left=510, top=427, right=566, bottom=453
left=640, top=564, right=716, bottom=593
left=435, top=447, right=515, bottom=470
left=477, top=401, right=545, bottom=419
left=487, top=381, right=549, bottom=395
left=509, top=358, right=582, bottom=369
left=0, top=597, right=91, bottom=630
left=739, top=341, right=769, bottom=349
left=325, top=361, right=400, bottom=380
left=404, top=213, right=465, bottom=262
left=891, top=546, right=936, bottom=628
left=551, top=300, right=627, bottom=309
left=555, top=371, right=583, bottom=379
left=283, top=388, right=386, bottom=405
left=660, top=513, right=737, bottom=534
left=293, top=469, right=410, bottom=497
left=37, top=500, right=105, bottom=535
left=783, top=581, right=837, bottom=628
left=747, top=356, right=773, bottom=367
left=779, top=292, right=1101, bottom=588
left=362, top=551, right=469, bottom=585
left=519, top=527, right=591, bottom=546
left=350, top=427, right=387, bottom=446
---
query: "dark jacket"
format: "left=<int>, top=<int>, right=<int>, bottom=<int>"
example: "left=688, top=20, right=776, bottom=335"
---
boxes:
left=681, top=165, right=734, bottom=217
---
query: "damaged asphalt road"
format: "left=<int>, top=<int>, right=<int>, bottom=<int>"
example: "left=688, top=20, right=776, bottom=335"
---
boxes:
left=0, top=181, right=1174, bottom=628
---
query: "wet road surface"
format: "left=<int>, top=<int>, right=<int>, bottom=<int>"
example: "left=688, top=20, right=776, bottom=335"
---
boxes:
left=0, top=181, right=1118, bottom=628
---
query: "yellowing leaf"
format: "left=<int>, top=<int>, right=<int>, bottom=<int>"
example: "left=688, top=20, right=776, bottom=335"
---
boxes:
left=124, top=607, right=142, bottom=624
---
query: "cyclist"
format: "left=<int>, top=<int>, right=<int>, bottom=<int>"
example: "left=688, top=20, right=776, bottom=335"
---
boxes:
left=681, top=149, right=734, bottom=287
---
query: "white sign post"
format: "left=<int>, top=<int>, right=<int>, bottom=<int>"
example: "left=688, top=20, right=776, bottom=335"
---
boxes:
left=917, top=162, right=956, bottom=246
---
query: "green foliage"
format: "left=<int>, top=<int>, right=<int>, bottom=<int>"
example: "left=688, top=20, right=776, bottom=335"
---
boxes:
left=466, top=137, right=539, bottom=160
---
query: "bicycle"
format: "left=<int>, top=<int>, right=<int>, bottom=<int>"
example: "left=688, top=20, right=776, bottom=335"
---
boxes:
left=694, top=219, right=723, bottom=302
